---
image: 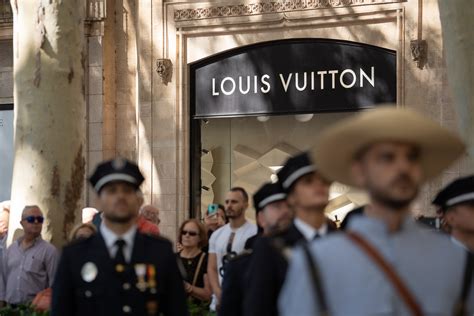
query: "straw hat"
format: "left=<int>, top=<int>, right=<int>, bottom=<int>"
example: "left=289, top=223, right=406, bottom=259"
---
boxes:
left=311, top=105, right=465, bottom=187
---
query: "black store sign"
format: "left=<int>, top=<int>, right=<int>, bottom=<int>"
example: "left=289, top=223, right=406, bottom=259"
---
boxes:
left=190, top=39, right=396, bottom=118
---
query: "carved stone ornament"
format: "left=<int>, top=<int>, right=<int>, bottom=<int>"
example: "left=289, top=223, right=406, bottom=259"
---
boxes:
left=156, top=59, right=173, bottom=85
left=410, top=39, right=427, bottom=69
left=174, top=0, right=405, bottom=22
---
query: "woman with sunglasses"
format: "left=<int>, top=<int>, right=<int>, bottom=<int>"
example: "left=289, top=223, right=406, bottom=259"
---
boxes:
left=176, top=219, right=212, bottom=312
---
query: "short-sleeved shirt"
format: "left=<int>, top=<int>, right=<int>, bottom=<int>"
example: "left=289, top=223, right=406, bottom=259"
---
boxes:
left=208, top=221, right=257, bottom=285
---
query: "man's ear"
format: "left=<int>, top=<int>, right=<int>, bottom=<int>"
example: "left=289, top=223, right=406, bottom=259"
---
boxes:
left=93, top=193, right=103, bottom=211
left=257, top=211, right=266, bottom=230
left=444, top=210, right=456, bottom=228
left=286, top=192, right=296, bottom=208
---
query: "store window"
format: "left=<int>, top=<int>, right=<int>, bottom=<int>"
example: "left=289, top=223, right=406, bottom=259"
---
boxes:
left=190, top=39, right=396, bottom=222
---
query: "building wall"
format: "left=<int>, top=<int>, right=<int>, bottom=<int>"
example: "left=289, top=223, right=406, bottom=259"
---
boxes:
left=0, top=1, right=472, bottom=242
left=126, top=0, right=472, bottom=242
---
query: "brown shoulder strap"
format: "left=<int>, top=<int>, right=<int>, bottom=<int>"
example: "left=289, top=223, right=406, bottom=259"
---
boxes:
left=191, top=252, right=206, bottom=287
left=346, top=231, right=424, bottom=316
left=454, top=251, right=474, bottom=316
left=301, top=242, right=329, bottom=316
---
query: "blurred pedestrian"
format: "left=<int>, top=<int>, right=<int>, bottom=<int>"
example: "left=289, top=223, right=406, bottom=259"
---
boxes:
left=204, top=204, right=226, bottom=237
left=433, top=175, right=474, bottom=251
left=202, top=204, right=226, bottom=253
left=68, top=223, right=97, bottom=242
left=243, top=152, right=335, bottom=316
left=220, top=182, right=290, bottom=316
left=137, top=202, right=160, bottom=237
left=140, top=204, right=160, bottom=226
left=176, top=219, right=211, bottom=312
left=0, top=201, right=10, bottom=263
left=207, top=187, right=257, bottom=313
left=279, top=106, right=472, bottom=315
left=51, top=158, right=188, bottom=316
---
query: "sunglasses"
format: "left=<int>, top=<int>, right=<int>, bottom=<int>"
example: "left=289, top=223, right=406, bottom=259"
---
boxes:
left=181, top=230, right=198, bottom=237
left=23, top=216, right=44, bottom=224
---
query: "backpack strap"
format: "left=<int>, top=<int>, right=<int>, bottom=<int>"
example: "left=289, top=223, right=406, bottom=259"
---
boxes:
left=454, top=251, right=474, bottom=316
left=346, top=231, right=423, bottom=316
left=301, top=242, right=329, bottom=316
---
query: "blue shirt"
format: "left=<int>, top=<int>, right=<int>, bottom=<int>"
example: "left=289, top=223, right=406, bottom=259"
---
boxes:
left=279, top=215, right=473, bottom=316
left=0, top=236, right=58, bottom=304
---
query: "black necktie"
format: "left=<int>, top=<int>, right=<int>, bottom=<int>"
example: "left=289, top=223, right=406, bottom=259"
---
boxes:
left=312, top=233, right=320, bottom=241
left=114, top=239, right=126, bottom=264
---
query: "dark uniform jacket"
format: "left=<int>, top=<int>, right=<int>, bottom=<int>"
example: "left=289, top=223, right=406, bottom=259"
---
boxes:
left=243, top=221, right=336, bottom=316
left=218, top=235, right=258, bottom=316
left=51, top=231, right=188, bottom=316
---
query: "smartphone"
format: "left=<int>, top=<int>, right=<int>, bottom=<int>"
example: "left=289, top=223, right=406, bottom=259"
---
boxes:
left=207, top=203, right=219, bottom=216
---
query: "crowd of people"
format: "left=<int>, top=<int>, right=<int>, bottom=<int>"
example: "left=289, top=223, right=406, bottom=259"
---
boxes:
left=0, top=106, right=473, bottom=315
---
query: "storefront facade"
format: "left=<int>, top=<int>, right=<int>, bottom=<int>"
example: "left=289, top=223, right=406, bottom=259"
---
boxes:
left=0, top=0, right=472, bottom=240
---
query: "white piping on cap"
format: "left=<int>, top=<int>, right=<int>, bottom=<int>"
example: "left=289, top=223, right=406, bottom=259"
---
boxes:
left=446, top=192, right=474, bottom=207
left=94, top=174, right=137, bottom=192
left=258, top=193, right=287, bottom=209
left=282, top=165, right=315, bottom=189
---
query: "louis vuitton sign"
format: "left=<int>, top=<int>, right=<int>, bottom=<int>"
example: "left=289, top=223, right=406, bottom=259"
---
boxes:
left=190, top=39, right=396, bottom=118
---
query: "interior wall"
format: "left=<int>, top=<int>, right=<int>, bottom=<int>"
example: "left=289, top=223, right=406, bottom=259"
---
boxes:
left=140, top=0, right=474, bottom=239
left=201, top=113, right=356, bottom=220
left=187, top=16, right=399, bottom=220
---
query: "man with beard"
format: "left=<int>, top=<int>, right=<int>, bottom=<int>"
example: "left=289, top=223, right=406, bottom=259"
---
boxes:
left=279, top=106, right=473, bottom=315
left=207, top=187, right=257, bottom=313
left=243, top=152, right=336, bottom=316
left=51, top=158, right=188, bottom=316
left=433, top=175, right=474, bottom=252
left=219, top=182, right=291, bottom=316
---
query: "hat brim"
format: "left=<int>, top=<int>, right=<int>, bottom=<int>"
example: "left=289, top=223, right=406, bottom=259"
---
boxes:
left=311, top=105, right=465, bottom=187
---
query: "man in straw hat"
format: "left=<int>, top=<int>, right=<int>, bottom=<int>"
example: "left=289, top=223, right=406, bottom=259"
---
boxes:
left=278, top=105, right=473, bottom=315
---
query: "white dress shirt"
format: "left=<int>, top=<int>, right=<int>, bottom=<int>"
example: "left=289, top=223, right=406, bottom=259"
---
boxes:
left=294, top=217, right=328, bottom=241
left=100, top=223, right=137, bottom=263
left=451, top=236, right=470, bottom=252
